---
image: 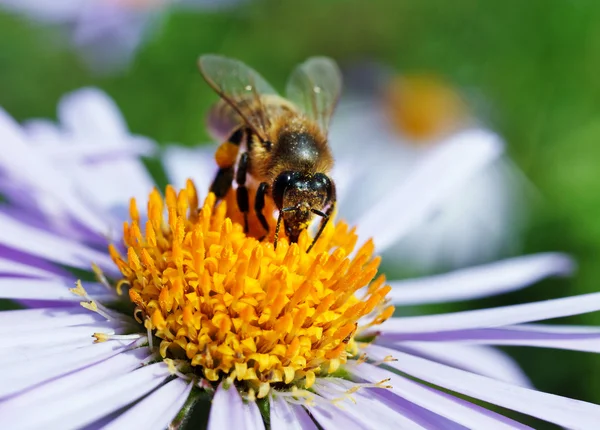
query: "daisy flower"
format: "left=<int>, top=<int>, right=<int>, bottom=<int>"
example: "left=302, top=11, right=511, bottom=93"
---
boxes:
left=330, top=70, right=528, bottom=271
left=2, top=88, right=600, bottom=429
left=0, top=0, right=241, bottom=73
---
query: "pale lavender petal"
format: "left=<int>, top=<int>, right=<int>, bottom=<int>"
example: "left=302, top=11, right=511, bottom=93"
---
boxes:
left=68, top=157, right=155, bottom=223
left=0, top=212, right=114, bottom=270
left=305, top=403, right=368, bottom=430
left=0, top=308, right=103, bottom=335
left=0, top=321, right=121, bottom=350
left=57, top=88, right=129, bottom=138
left=0, top=348, right=149, bottom=411
left=395, top=343, right=532, bottom=387
left=0, top=244, right=69, bottom=278
left=375, top=292, right=600, bottom=334
left=367, top=344, right=600, bottom=428
left=355, top=129, right=504, bottom=253
left=0, top=257, right=61, bottom=279
left=208, top=382, right=265, bottom=430
left=387, top=253, right=574, bottom=305
left=313, top=378, right=429, bottom=429
left=355, top=363, right=530, bottom=429
left=377, top=324, right=600, bottom=353
left=103, top=378, right=192, bottom=430
left=269, top=396, right=317, bottom=430
left=162, top=145, right=216, bottom=194
left=1, top=362, right=170, bottom=429
left=0, top=278, right=113, bottom=302
left=0, top=339, right=134, bottom=398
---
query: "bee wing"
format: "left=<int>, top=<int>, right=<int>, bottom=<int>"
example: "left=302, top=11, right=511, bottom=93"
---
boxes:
left=199, top=54, right=278, bottom=142
left=285, top=57, right=342, bottom=133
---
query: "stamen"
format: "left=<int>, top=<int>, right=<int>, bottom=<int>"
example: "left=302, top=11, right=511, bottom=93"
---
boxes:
left=108, top=181, right=394, bottom=396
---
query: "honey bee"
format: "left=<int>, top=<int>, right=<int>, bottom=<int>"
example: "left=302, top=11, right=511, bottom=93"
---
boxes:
left=198, top=55, right=342, bottom=251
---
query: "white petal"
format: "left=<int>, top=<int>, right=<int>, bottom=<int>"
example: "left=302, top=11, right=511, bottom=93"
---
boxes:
left=0, top=339, right=133, bottom=398
left=103, top=378, right=192, bottom=430
left=270, top=397, right=317, bottom=430
left=57, top=88, right=129, bottom=138
left=67, top=157, right=155, bottom=224
left=396, top=343, right=532, bottom=387
left=0, top=212, right=115, bottom=271
left=354, top=363, right=530, bottom=429
left=367, top=344, right=600, bottom=428
left=387, top=253, right=574, bottom=305
left=355, top=129, right=503, bottom=253
left=313, top=378, right=428, bottom=430
left=0, top=308, right=102, bottom=335
left=0, top=278, right=113, bottom=302
left=208, top=382, right=265, bottom=430
left=162, top=145, right=216, bottom=195
left=376, top=292, right=600, bottom=334
left=2, top=362, right=170, bottom=430
left=0, top=109, right=111, bottom=235
left=0, top=321, right=121, bottom=350
left=0, top=348, right=149, bottom=412
left=0, top=257, right=61, bottom=279
left=305, top=403, right=369, bottom=430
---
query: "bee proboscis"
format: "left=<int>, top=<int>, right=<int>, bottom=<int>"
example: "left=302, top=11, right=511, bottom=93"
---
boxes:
left=198, top=54, right=342, bottom=251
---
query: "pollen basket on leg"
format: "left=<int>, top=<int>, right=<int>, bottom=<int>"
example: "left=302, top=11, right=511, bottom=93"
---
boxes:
left=109, top=180, right=394, bottom=396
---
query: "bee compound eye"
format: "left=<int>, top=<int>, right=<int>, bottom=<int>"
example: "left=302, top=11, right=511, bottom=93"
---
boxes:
left=311, top=173, right=333, bottom=202
left=273, top=171, right=299, bottom=209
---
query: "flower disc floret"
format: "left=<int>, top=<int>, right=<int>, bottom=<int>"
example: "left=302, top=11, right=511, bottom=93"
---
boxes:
left=109, top=180, right=394, bottom=396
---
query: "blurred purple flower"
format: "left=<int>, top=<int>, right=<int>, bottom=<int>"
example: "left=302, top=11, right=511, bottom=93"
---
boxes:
left=0, top=0, right=242, bottom=73
left=0, top=89, right=599, bottom=428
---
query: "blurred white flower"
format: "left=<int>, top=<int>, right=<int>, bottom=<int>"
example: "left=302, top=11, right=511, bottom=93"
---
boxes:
left=330, top=71, right=529, bottom=272
left=0, top=0, right=241, bottom=73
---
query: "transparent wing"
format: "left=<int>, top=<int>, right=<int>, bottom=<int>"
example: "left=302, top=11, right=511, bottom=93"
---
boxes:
left=198, top=54, right=279, bottom=141
left=285, top=57, right=342, bottom=133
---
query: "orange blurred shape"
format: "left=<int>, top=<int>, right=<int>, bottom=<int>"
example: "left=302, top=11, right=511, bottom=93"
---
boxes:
left=385, top=74, right=468, bottom=142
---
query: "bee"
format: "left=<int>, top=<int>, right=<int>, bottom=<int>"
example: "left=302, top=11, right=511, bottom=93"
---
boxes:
left=198, top=55, right=342, bottom=251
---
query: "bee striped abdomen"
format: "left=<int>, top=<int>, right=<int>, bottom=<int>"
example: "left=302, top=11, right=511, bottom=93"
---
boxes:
left=210, top=128, right=245, bottom=198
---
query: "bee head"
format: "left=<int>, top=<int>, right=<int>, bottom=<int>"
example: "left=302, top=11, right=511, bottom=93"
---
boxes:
left=272, top=171, right=334, bottom=241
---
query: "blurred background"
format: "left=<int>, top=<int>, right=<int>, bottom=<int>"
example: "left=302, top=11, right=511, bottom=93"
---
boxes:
left=1, top=0, right=599, bottom=427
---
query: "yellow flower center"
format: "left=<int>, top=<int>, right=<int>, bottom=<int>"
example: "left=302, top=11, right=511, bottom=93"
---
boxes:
left=109, top=180, right=394, bottom=397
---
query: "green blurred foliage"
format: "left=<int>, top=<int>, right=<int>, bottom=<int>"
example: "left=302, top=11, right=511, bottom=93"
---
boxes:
left=1, top=0, right=600, bottom=426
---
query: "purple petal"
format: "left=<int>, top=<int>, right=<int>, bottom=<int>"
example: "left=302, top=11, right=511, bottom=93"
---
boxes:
left=355, top=129, right=504, bottom=253
left=354, top=363, right=530, bottom=429
left=0, top=347, right=148, bottom=411
left=208, top=382, right=265, bottom=430
left=366, top=344, right=600, bottom=428
left=0, top=212, right=114, bottom=270
left=0, top=339, right=135, bottom=398
left=375, top=292, right=600, bottom=334
left=162, top=145, right=216, bottom=195
left=387, top=253, right=574, bottom=305
left=304, top=403, right=368, bottom=430
left=103, top=378, right=192, bottom=430
left=269, top=396, right=317, bottom=430
left=0, top=308, right=102, bottom=335
left=313, top=377, right=436, bottom=429
left=0, top=362, right=170, bottom=429
left=0, top=278, right=113, bottom=302
left=394, top=344, right=532, bottom=387
left=377, top=324, right=600, bottom=354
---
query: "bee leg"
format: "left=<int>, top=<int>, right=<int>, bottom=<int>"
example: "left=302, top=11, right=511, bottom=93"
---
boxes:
left=255, top=182, right=270, bottom=240
left=274, top=210, right=284, bottom=250
left=235, top=152, right=250, bottom=233
left=307, top=193, right=337, bottom=253
left=210, top=128, right=244, bottom=199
